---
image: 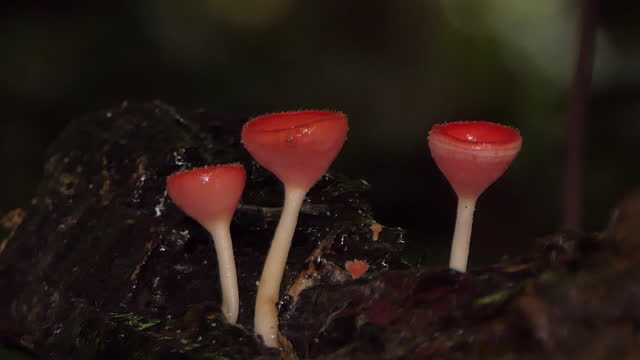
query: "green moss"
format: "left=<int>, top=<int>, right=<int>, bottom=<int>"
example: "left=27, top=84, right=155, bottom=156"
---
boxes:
left=109, top=313, right=161, bottom=331
left=473, top=288, right=519, bottom=307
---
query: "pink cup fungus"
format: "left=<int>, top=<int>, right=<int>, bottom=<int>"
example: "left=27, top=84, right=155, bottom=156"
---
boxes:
left=242, top=110, right=348, bottom=347
left=345, top=259, right=369, bottom=279
left=167, top=163, right=246, bottom=324
left=428, top=121, right=522, bottom=272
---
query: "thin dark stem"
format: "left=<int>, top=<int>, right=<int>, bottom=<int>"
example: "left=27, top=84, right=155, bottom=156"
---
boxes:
left=237, top=202, right=329, bottom=218
left=562, top=0, right=598, bottom=231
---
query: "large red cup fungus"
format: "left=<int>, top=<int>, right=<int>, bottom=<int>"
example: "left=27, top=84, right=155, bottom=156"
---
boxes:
left=167, top=163, right=246, bottom=324
left=428, top=121, right=522, bottom=272
left=242, top=110, right=348, bottom=347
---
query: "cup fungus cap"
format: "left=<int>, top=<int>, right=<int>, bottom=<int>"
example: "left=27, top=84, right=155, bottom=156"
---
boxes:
left=345, top=259, right=369, bottom=280
left=242, top=110, right=349, bottom=191
left=167, top=163, right=246, bottom=227
left=428, top=121, right=522, bottom=199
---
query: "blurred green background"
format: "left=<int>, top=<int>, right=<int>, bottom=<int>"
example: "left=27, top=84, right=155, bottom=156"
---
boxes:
left=2, top=0, right=639, bottom=267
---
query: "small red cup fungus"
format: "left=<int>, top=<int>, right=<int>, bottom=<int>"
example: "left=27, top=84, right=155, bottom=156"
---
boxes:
left=345, top=259, right=369, bottom=280
left=428, top=121, right=521, bottom=272
left=167, top=163, right=246, bottom=324
left=242, top=110, right=348, bottom=347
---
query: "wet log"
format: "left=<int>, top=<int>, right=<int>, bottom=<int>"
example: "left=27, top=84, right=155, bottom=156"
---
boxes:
left=1, top=102, right=639, bottom=359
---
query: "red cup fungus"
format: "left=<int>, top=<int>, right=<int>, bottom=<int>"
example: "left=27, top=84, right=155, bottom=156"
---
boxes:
left=428, top=121, right=521, bottom=272
left=345, top=259, right=369, bottom=280
left=167, top=163, right=246, bottom=324
left=242, top=110, right=348, bottom=347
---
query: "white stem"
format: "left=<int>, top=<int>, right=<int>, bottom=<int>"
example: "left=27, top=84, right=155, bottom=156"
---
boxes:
left=208, top=222, right=239, bottom=324
left=449, top=196, right=478, bottom=273
left=254, top=185, right=307, bottom=348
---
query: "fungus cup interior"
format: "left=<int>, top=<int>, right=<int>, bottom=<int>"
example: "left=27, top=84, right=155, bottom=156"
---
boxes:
left=242, top=110, right=349, bottom=190
left=167, top=164, right=246, bottom=227
left=429, top=121, right=522, bottom=198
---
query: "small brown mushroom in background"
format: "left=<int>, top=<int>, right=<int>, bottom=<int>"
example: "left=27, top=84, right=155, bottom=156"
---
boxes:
left=370, top=223, right=383, bottom=241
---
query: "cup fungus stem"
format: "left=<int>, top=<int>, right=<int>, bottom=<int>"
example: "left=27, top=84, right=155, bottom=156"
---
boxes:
left=254, top=185, right=307, bottom=348
left=208, top=222, right=240, bottom=324
left=449, top=197, right=477, bottom=272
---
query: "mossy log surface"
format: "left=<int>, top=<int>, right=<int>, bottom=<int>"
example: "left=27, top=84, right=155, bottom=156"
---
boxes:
left=1, top=102, right=640, bottom=359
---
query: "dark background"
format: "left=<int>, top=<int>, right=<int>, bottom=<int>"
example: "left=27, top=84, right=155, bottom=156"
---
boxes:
left=2, top=0, right=639, bottom=267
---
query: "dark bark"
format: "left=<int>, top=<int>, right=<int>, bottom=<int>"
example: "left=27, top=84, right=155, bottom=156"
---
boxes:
left=2, top=102, right=640, bottom=359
